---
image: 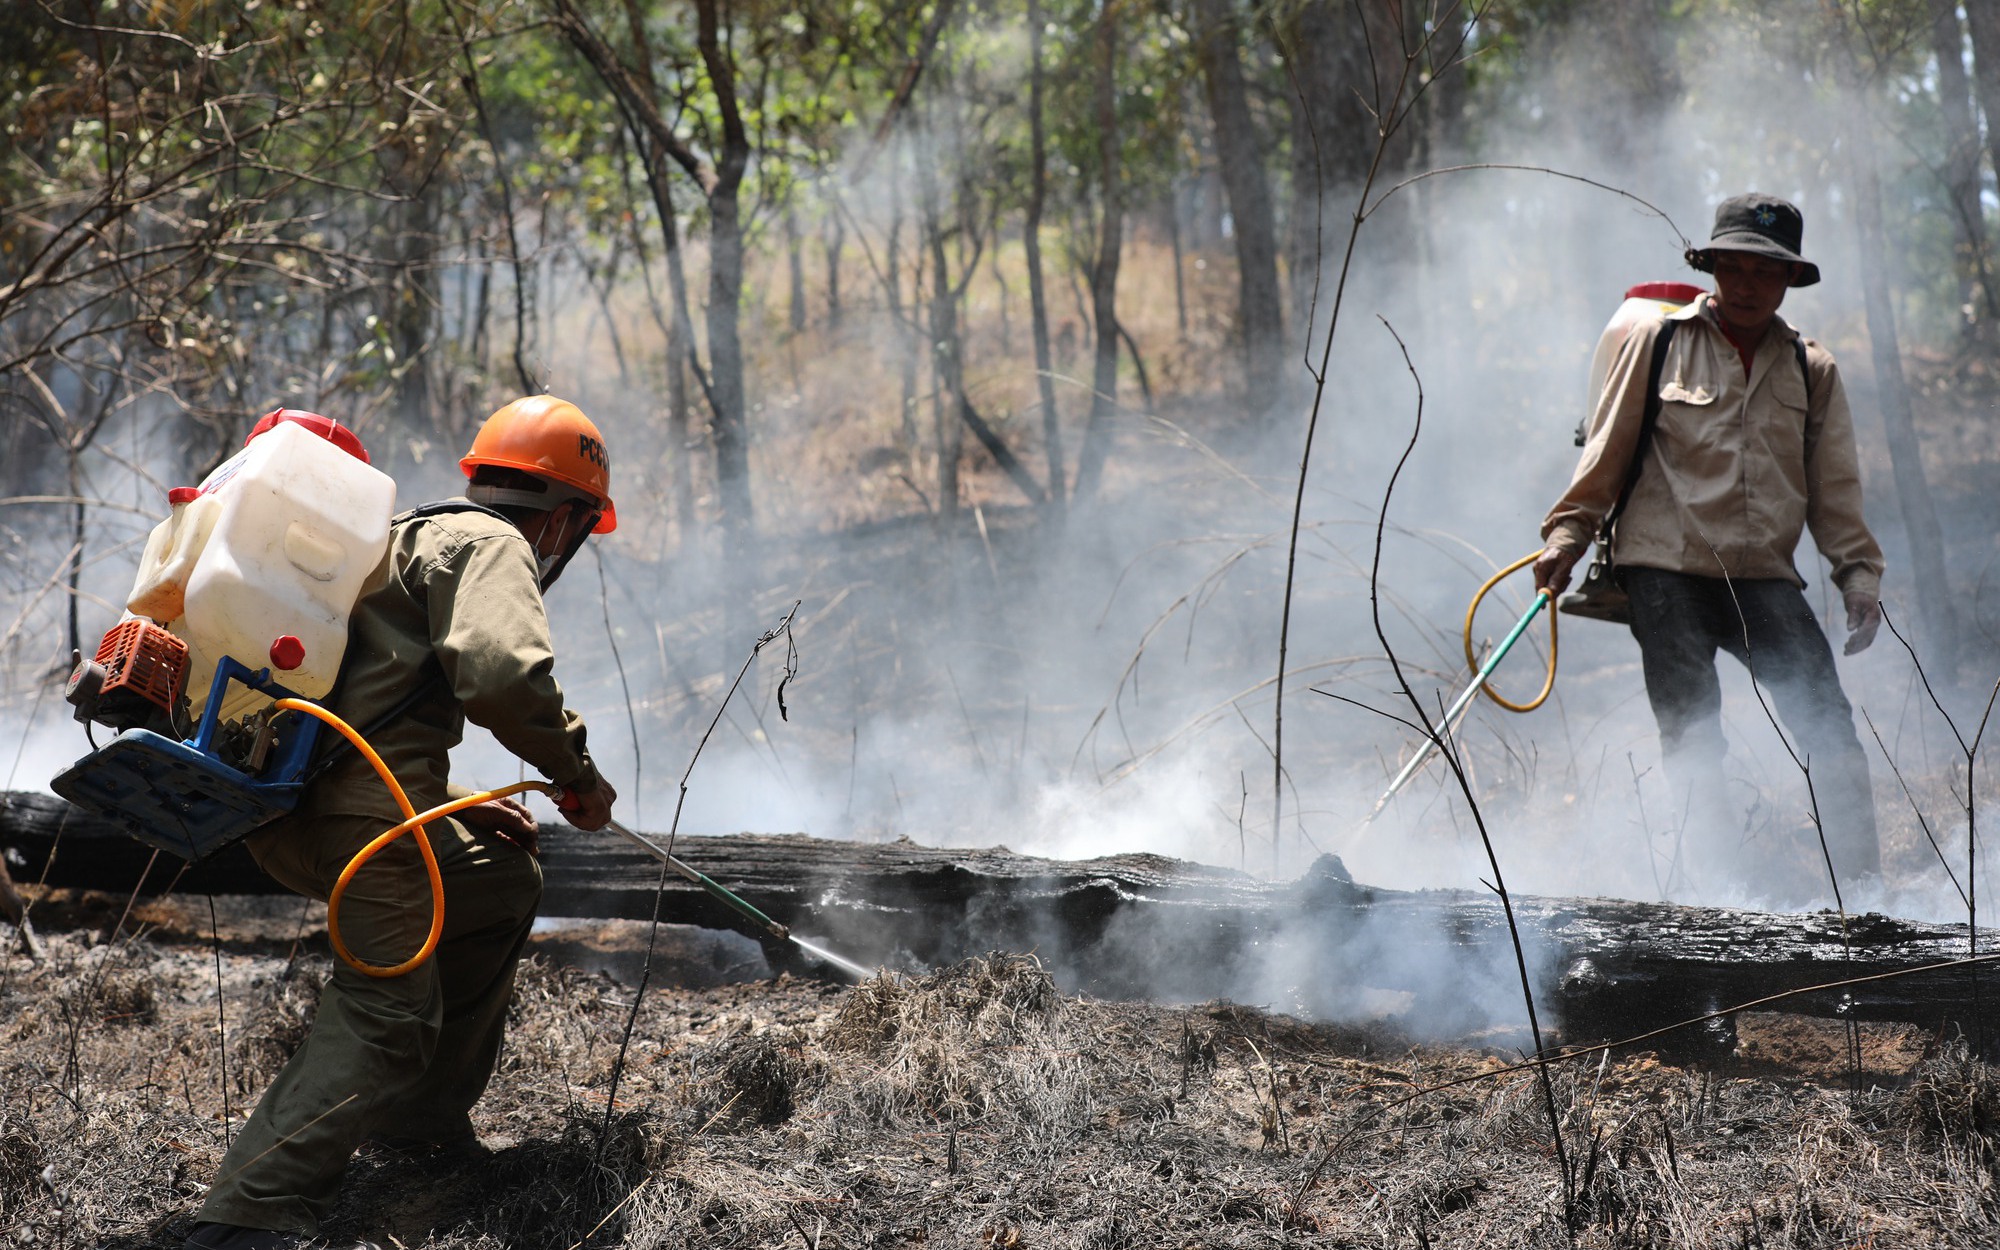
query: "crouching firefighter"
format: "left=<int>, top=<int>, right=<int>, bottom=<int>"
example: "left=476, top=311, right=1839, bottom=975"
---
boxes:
left=186, top=395, right=620, bottom=1250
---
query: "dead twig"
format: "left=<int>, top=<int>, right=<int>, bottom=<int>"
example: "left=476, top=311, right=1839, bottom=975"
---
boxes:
left=594, top=602, right=804, bottom=1164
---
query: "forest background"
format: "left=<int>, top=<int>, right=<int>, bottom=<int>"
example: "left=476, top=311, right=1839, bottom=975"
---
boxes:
left=6, top=0, right=2000, bottom=935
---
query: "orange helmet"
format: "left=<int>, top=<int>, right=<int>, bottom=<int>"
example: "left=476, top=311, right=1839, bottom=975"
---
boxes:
left=460, top=395, right=617, bottom=533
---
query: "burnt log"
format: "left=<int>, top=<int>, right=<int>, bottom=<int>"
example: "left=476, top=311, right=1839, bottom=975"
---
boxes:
left=3, top=789, right=1991, bottom=1053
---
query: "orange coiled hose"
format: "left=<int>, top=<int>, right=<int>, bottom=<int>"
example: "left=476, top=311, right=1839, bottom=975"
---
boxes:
left=1461, top=552, right=1558, bottom=713
left=273, top=697, right=555, bottom=978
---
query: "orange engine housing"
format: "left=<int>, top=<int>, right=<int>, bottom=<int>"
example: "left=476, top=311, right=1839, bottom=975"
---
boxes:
left=94, top=618, right=189, bottom=716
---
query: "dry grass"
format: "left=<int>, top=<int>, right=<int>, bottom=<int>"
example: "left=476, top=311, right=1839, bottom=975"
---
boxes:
left=6, top=909, right=2000, bottom=1247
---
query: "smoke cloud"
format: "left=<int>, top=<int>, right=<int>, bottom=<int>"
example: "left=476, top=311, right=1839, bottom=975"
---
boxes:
left=4, top=2, right=1990, bottom=1039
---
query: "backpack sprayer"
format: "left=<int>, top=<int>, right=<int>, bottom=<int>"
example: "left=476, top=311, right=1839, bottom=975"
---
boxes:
left=1361, top=282, right=1706, bottom=824
left=53, top=412, right=395, bottom=860
left=49, top=409, right=871, bottom=982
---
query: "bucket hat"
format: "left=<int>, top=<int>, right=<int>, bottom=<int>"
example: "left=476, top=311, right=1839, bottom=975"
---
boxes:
left=1685, top=193, right=1819, bottom=287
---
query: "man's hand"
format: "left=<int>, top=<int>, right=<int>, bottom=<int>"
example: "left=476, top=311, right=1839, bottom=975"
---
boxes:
left=1843, top=590, right=1882, bottom=656
left=458, top=796, right=540, bottom=856
left=556, top=776, right=618, bottom=831
left=1532, top=544, right=1583, bottom=596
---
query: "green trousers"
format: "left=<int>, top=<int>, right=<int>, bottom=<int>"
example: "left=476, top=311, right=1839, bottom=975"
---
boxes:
left=196, top=811, right=542, bottom=1234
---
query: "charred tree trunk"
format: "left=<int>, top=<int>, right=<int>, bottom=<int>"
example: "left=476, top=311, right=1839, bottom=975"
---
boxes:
left=1072, top=0, right=1123, bottom=503
left=1193, top=0, right=1285, bottom=419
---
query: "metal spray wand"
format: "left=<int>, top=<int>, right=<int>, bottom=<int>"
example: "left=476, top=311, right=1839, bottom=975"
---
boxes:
left=1361, top=588, right=1552, bottom=825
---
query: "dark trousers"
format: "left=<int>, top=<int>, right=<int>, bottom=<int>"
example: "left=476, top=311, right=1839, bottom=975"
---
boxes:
left=197, top=813, right=543, bottom=1234
left=1621, top=567, right=1879, bottom=884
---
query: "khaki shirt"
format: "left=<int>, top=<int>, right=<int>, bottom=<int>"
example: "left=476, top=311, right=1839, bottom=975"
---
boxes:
left=286, top=500, right=598, bottom=830
left=1542, top=296, right=1883, bottom=599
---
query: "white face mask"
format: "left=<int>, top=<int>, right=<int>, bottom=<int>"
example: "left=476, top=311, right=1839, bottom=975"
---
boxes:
left=535, top=509, right=597, bottom=590
left=466, top=481, right=595, bottom=589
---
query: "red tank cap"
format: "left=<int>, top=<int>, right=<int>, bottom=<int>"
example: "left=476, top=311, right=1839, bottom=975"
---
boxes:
left=1624, top=281, right=1706, bottom=305
left=167, top=486, right=200, bottom=506
left=269, top=635, right=306, bottom=671
left=246, top=409, right=371, bottom=465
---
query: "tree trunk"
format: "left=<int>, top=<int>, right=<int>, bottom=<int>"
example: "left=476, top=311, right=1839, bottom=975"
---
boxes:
left=1842, top=76, right=1958, bottom=660
left=387, top=185, right=438, bottom=432
left=1026, top=0, right=1065, bottom=516
left=1193, top=0, right=1284, bottom=418
left=613, top=0, right=701, bottom=539
left=695, top=0, right=756, bottom=566
left=824, top=207, right=845, bottom=332
left=1072, top=1, right=1123, bottom=502
left=1282, top=0, right=1406, bottom=335
left=377, top=70, right=444, bottom=434
left=1929, top=0, right=1997, bottom=331
left=1195, top=150, right=1226, bottom=248
left=469, top=230, right=491, bottom=388
left=922, top=163, right=965, bottom=518
left=627, top=146, right=700, bottom=538
left=886, top=153, right=924, bottom=462
left=66, top=451, right=83, bottom=661
left=1965, top=0, right=2000, bottom=242
left=664, top=239, right=697, bottom=537
left=786, top=203, right=808, bottom=335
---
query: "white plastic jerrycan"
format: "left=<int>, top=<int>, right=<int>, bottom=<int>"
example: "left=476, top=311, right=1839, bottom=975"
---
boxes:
left=128, top=488, right=223, bottom=625
left=127, top=411, right=396, bottom=717
left=1574, top=281, right=1706, bottom=446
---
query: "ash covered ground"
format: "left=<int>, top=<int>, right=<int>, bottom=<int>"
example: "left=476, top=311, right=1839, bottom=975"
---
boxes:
left=3, top=891, right=1998, bottom=1248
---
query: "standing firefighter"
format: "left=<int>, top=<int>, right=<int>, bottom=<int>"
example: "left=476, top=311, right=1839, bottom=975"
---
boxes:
left=186, top=396, right=620, bottom=1250
left=1533, top=195, right=1885, bottom=895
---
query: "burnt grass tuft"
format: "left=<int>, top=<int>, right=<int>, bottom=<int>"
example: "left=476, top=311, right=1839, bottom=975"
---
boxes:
left=7, top=914, right=2000, bottom=1246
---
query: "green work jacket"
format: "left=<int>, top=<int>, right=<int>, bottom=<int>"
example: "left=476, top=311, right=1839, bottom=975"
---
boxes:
left=283, top=499, right=599, bottom=832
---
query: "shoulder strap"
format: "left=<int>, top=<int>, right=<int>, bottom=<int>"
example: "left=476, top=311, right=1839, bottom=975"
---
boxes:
left=1600, top=318, right=1678, bottom=542
left=388, top=498, right=518, bottom=597
left=1793, top=336, right=1810, bottom=401
left=397, top=499, right=513, bottom=526
left=301, top=502, right=497, bottom=779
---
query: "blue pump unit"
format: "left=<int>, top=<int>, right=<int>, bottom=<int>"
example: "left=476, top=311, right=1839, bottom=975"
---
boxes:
left=52, top=656, right=322, bottom=861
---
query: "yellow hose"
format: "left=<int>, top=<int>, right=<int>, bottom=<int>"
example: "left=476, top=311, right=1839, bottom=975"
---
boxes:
left=273, top=697, right=556, bottom=978
left=1462, top=552, right=1558, bottom=713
